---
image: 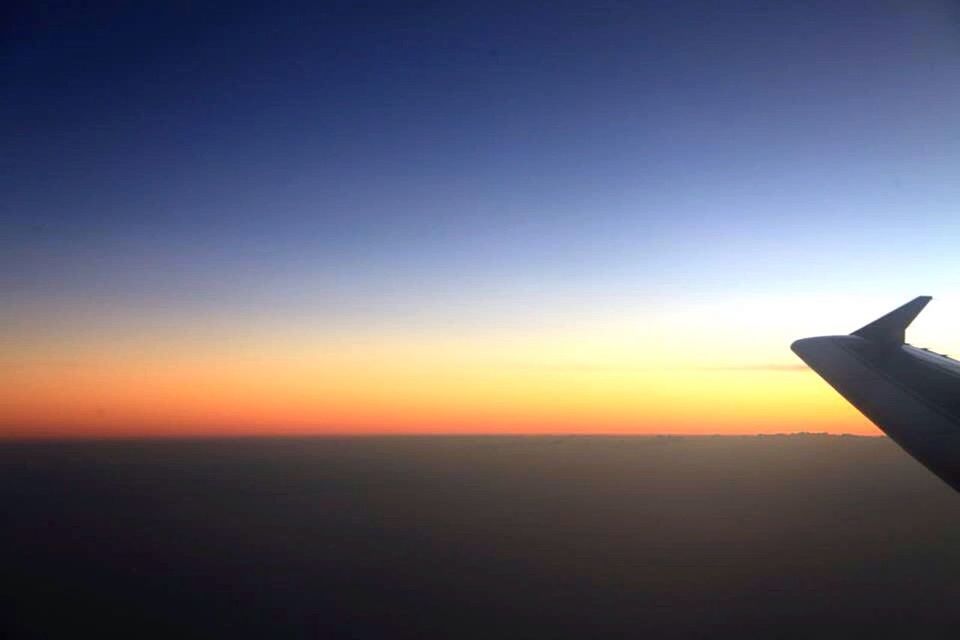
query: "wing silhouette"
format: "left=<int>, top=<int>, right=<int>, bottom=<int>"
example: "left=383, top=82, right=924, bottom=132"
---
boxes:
left=792, top=296, right=960, bottom=491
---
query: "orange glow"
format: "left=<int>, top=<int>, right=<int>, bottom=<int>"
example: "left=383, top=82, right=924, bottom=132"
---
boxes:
left=0, top=322, right=877, bottom=439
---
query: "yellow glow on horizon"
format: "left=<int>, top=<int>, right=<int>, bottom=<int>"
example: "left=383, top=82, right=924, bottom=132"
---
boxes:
left=0, top=318, right=877, bottom=438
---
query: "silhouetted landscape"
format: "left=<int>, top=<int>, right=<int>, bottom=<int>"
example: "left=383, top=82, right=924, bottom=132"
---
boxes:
left=4, top=435, right=960, bottom=638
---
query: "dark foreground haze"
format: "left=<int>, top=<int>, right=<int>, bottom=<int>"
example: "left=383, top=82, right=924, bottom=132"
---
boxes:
left=4, top=436, right=960, bottom=638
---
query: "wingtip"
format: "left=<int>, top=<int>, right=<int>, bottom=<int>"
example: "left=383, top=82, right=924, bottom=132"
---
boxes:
left=851, top=296, right=932, bottom=344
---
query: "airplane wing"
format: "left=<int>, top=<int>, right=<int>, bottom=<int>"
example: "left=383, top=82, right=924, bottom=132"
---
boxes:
left=792, top=296, right=960, bottom=492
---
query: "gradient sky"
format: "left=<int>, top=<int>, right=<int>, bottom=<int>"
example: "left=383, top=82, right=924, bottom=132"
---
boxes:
left=4, top=1, right=960, bottom=437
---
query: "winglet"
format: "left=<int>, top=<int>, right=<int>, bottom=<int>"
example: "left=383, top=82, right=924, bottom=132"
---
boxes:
left=851, top=296, right=932, bottom=345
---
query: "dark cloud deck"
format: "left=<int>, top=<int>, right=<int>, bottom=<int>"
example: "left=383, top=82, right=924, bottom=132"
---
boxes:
left=3, top=435, right=959, bottom=638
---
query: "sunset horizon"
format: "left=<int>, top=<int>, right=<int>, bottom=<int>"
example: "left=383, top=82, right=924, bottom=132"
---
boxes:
left=6, top=4, right=960, bottom=636
left=7, top=4, right=959, bottom=440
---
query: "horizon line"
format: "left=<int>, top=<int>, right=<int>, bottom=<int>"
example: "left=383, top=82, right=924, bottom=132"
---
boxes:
left=0, top=431, right=886, bottom=444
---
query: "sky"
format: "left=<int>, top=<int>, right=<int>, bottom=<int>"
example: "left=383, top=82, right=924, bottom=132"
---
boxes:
left=3, top=1, right=960, bottom=437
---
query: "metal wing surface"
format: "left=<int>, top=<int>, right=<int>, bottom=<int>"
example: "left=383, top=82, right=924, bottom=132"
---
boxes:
left=792, top=296, right=960, bottom=492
